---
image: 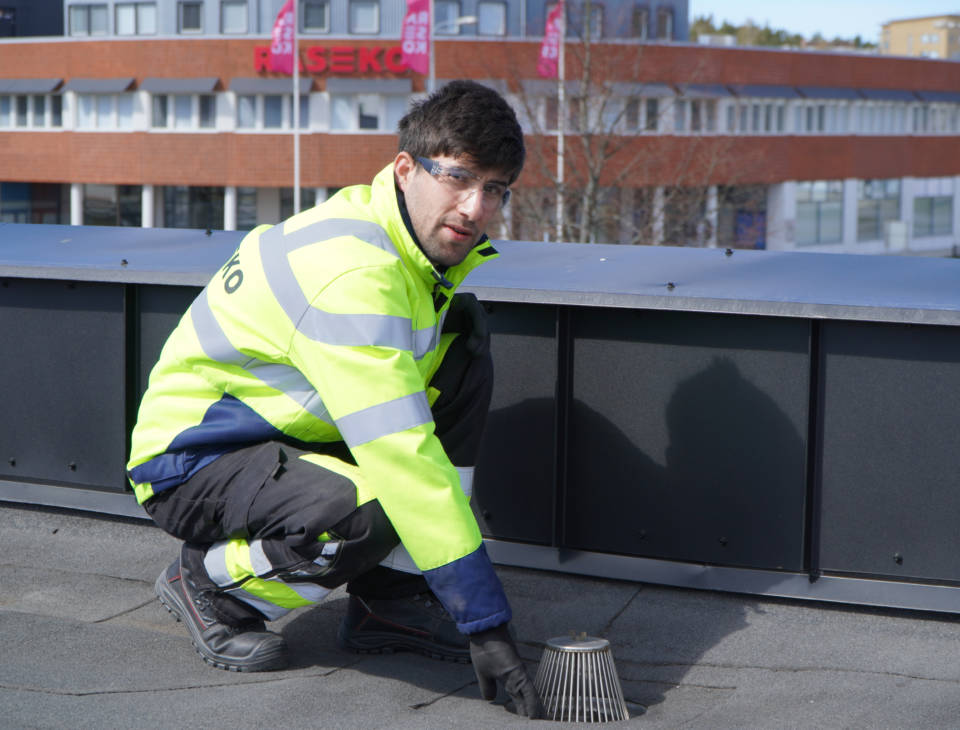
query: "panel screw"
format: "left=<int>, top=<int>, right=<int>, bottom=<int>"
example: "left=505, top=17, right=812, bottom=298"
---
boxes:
left=7, top=458, right=14, bottom=467
left=666, top=282, right=676, bottom=290
left=638, top=529, right=647, bottom=540
left=893, top=553, right=904, bottom=565
left=482, top=510, right=492, bottom=521
left=205, top=229, right=213, bottom=237
left=120, top=259, right=128, bottom=266
left=718, top=537, right=729, bottom=547
left=725, top=248, right=734, bottom=257
left=68, top=462, right=77, bottom=471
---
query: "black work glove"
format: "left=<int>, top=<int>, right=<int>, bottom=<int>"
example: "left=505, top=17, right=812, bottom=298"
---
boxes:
left=442, top=292, right=489, bottom=357
left=469, top=623, right=545, bottom=719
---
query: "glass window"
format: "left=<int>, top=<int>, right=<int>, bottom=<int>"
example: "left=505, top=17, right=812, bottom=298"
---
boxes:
left=585, top=3, right=602, bottom=39
left=280, top=187, right=318, bottom=219
left=199, top=95, right=216, bottom=128
left=117, top=94, right=134, bottom=129
left=70, top=4, right=108, bottom=35
left=116, top=4, right=136, bottom=34
left=78, top=94, right=96, bottom=127
left=0, top=96, right=10, bottom=128
left=656, top=7, right=672, bottom=39
left=477, top=1, right=506, bottom=35
left=625, top=98, right=639, bottom=130
left=51, top=96, right=62, bottom=127
left=221, top=0, right=247, bottom=33
left=32, top=96, right=46, bottom=127
left=236, top=94, right=256, bottom=128
left=302, top=0, right=329, bottom=32
left=237, top=187, right=258, bottom=230
left=349, top=0, right=378, bottom=33
left=673, top=100, right=686, bottom=132
left=631, top=6, right=649, bottom=38
left=857, top=179, right=900, bottom=242
left=434, top=0, right=460, bottom=34
left=15, top=95, right=27, bottom=127
left=330, top=95, right=352, bottom=130
left=152, top=95, right=168, bottom=127
left=286, top=94, right=310, bottom=129
left=914, top=196, right=953, bottom=237
left=796, top=180, right=843, bottom=244
left=645, top=98, right=658, bottom=131
left=264, top=95, right=283, bottom=128
left=138, top=3, right=157, bottom=33
left=96, top=95, right=113, bottom=128
left=357, top=94, right=379, bottom=129
left=174, top=94, right=192, bottom=128
left=385, top=96, right=407, bottom=131
left=179, top=1, right=203, bottom=32
left=162, top=186, right=224, bottom=230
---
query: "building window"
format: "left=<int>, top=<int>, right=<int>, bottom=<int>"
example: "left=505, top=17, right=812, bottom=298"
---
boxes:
left=178, top=1, right=203, bottom=33
left=329, top=93, right=406, bottom=132
left=152, top=94, right=217, bottom=130
left=729, top=100, right=785, bottom=134
left=302, top=0, right=329, bottom=32
left=477, top=1, right=506, bottom=35
left=434, top=0, right=461, bottom=35
left=0, top=94, right=62, bottom=129
left=580, top=2, right=602, bottom=39
left=349, top=0, right=378, bottom=33
left=69, top=4, right=108, bottom=35
left=280, top=187, right=317, bottom=219
left=83, top=184, right=142, bottom=227
left=162, top=186, right=224, bottom=230
left=857, top=179, right=900, bottom=242
left=221, top=0, right=247, bottom=33
left=76, top=93, right=135, bottom=130
left=796, top=180, right=843, bottom=245
left=631, top=6, right=649, bottom=38
left=116, top=2, right=157, bottom=35
left=236, top=93, right=309, bottom=130
left=655, top=7, right=673, bottom=39
left=674, top=99, right=716, bottom=133
left=913, top=178, right=954, bottom=238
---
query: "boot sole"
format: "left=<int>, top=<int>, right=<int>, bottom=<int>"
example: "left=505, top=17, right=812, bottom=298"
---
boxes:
left=155, top=570, right=288, bottom=673
left=337, top=626, right=470, bottom=664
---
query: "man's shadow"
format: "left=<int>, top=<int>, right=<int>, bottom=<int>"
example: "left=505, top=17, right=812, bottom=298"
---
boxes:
left=281, top=356, right=805, bottom=716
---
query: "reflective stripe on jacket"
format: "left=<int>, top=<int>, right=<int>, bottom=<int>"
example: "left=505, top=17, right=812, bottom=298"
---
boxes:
left=126, top=163, right=509, bottom=632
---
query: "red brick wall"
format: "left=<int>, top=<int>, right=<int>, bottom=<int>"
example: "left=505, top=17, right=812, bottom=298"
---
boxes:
left=1, top=38, right=959, bottom=189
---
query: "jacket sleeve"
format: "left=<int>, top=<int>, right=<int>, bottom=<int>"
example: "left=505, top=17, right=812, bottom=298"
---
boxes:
left=287, top=263, right=510, bottom=633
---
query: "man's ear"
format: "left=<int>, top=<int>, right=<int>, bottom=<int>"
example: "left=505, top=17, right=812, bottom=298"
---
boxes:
left=394, top=152, right=415, bottom=192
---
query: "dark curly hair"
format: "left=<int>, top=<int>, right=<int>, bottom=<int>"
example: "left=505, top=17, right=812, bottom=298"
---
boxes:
left=397, top=80, right=525, bottom=184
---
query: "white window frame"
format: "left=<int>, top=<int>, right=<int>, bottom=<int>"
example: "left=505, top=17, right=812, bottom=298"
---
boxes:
left=69, top=3, right=108, bottom=36
left=178, top=1, right=203, bottom=33
left=477, top=1, right=506, bottom=36
left=151, top=93, right=218, bottom=131
left=301, top=0, right=330, bottom=32
left=221, top=0, right=248, bottom=34
left=234, top=93, right=312, bottom=132
left=115, top=2, right=157, bottom=35
left=348, top=0, right=379, bottom=34
left=672, top=98, right=717, bottom=134
left=328, top=92, right=406, bottom=133
left=434, top=0, right=461, bottom=35
left=75, top=93, right=136, bottom=131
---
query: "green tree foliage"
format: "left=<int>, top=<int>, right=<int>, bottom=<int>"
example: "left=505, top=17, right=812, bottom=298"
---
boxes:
left=689, top=14, right=875, bottom=49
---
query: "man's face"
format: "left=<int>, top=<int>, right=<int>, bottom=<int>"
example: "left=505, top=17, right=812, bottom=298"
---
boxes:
left=394, top=151, right=510, bottom=269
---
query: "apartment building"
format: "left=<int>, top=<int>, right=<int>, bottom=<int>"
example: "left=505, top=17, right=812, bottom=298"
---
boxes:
left=0, top=0, right=958, bottom=256
left=881, top=14, right=960, bottom=60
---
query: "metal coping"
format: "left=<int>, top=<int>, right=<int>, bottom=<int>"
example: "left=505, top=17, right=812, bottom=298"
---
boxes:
left=1, top=223, right=959, bottom=326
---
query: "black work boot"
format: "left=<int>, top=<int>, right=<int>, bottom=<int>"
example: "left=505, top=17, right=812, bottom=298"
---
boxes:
left=337, top=593, right=470, bottom=663
left=155, top=548, right=288, bottom=672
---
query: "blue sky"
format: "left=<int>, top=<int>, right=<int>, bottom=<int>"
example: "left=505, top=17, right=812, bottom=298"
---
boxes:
left=688, top=1, right=960, bottom=41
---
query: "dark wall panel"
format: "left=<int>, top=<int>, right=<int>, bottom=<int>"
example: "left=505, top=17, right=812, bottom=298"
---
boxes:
left=818, top=321, right=960, bottom=581
left=565, top=308, right=810, bottom=571
left=134, top=284, right=200, bottom=401
left=0, top=278, right=125, bottom=491
left=474, top=302, right=557, bottom=545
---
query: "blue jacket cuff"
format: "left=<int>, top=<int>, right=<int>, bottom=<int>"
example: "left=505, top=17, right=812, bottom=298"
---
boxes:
left=423, top=543, right=512, bottom=634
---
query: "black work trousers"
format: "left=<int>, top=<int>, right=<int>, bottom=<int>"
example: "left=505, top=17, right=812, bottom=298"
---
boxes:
left=144, top=331, right=493, bottom=621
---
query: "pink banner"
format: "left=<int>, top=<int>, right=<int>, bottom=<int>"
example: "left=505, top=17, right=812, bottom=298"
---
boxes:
left=538, top=0, right=564, bottom=78
left=401, top=0, right=430, bottom=75
left=268, top=0, right=296, bottom=74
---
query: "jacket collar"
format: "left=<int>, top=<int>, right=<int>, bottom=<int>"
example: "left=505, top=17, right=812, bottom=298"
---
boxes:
left=370, top=163, right=498, bottom=295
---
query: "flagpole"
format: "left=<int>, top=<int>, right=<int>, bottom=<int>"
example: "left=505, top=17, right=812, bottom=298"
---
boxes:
left=293, top=0, right=301, bottom=215
left=555, top=9, right=564, bottom=241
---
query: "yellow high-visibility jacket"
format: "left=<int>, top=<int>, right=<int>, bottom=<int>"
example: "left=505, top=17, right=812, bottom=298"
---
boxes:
left=127, top=163, right=509, bottom=632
